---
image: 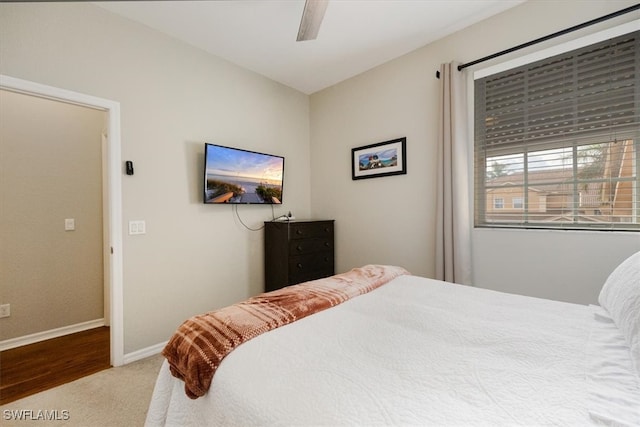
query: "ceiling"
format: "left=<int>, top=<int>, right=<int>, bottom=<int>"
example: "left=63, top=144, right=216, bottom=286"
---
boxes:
left=95, top=0, right=525, bottom=94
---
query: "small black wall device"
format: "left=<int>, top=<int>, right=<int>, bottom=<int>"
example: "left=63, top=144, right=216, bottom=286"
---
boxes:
left=125, top=161, right=134, bottom=175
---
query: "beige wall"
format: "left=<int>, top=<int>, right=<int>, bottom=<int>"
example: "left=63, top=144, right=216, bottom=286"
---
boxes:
left=310, top=0, right=640, bottom=303
left=0, top=2, right=311, bottom=353
left=0, top=89, right=105, bottom=340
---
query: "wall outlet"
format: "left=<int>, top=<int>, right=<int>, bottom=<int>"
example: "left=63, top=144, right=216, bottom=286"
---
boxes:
left=0, top=304, right=10, bottom=318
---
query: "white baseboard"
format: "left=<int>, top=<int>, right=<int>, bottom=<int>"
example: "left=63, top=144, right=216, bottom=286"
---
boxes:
left=0, top=319, right=105, bottom=351
left=1, top=319, right=167, bottom=365
left=123, top=341, right=167, bottom=365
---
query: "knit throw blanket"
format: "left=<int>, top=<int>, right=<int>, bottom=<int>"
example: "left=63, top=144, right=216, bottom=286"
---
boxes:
left=162, top=264, right=409, bottom=399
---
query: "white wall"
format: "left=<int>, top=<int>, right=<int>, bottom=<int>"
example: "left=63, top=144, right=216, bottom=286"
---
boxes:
left=310, top=0, right=640, bottom=303
left=473, top=229, right=639, bottom=305
left=311, top=55, right=435, bottom=277
left=0, top=3, right=311, bottom=354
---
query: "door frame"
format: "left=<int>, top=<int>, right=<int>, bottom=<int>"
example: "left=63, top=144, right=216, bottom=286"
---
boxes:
left=0, top=74, right=124, bottom=367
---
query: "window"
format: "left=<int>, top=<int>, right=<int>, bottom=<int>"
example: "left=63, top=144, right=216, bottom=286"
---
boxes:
left=475, top=30, right=640, bottom=231
left=512, top=197, right=524, bottom=209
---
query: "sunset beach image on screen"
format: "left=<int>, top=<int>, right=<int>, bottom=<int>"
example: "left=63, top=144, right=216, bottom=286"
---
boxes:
left=203, top=144, right=284, bottom=204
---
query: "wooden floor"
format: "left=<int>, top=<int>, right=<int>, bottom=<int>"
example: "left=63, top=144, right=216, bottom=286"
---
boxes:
left=0, top=326, right=110, bottom=405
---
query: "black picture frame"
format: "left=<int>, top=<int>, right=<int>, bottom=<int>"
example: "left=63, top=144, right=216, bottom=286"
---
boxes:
left=351, top=137, right=407, bottom=180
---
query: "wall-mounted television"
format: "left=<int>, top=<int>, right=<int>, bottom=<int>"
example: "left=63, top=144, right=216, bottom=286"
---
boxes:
left=203, top=143, right=284, bottom=204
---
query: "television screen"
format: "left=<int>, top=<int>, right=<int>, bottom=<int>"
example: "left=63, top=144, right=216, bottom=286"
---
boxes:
left=203, top=143, right=284, bottom=204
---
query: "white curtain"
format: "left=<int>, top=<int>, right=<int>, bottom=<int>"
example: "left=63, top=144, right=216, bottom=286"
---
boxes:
left=435, top=62, right=472, bottom=285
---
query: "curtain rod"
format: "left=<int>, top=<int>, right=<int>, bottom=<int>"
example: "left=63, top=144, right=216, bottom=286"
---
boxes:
left=435, top=3, right=640, bottom=79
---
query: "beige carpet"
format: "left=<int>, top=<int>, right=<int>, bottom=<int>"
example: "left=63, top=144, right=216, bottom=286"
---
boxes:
left=0, top=354, right=164, bottom=426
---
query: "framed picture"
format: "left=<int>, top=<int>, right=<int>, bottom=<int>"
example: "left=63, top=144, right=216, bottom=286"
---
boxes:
left=351, top=137, right=406, bottom=180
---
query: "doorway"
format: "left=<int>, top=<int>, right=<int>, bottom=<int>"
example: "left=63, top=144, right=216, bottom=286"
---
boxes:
left=0, top=74, right=124, bottom=367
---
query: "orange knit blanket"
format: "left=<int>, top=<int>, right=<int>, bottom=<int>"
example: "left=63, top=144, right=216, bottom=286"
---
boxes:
left=162, top=264, right=409, bottom=399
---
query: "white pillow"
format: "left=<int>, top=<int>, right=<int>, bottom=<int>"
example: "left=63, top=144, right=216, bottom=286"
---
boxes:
left=598, top=250, right=640, bottom=376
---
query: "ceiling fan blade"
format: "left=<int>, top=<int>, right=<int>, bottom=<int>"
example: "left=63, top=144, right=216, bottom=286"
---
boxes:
left=296, top=0, right=329, bottom=42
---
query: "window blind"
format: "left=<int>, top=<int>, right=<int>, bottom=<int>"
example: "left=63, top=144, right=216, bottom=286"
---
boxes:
left=475, top=30, right=640, bottom=231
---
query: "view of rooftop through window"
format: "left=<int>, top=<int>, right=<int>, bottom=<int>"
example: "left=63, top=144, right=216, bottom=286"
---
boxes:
left=482, top=139, right=637, bottom=228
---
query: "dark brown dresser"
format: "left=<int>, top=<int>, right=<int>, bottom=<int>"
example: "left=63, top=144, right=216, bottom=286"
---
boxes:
left=264, top=220, right=334, bottom=292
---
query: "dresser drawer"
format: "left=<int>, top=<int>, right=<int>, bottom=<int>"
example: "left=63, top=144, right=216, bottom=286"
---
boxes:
left=289, top=222, right=333, bottom=240
left=288, top=253, right=334, bottom=283
left=289, top=238, right=332, bottom=255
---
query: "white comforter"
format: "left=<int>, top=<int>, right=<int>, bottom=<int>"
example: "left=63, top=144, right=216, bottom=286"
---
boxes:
left=146, top=275, right=640, bottom=426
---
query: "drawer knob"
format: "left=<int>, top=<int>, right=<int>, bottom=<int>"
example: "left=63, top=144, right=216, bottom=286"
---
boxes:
left=296, top=245, right=302, bottom=252
left=296, top=229, right=303, bottom=235
left=297, top=263, right=303, bottom=269
left=324, top=242, right=330, bottom=247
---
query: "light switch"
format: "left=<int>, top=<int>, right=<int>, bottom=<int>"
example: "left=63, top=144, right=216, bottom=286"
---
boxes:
left=128, top=220, right=146, bottom=235
left=65, top=218, right=75, bottom=231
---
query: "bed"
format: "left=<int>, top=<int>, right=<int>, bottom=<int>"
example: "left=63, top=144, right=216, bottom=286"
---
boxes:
left=146, top=254, right=640, bottom=426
